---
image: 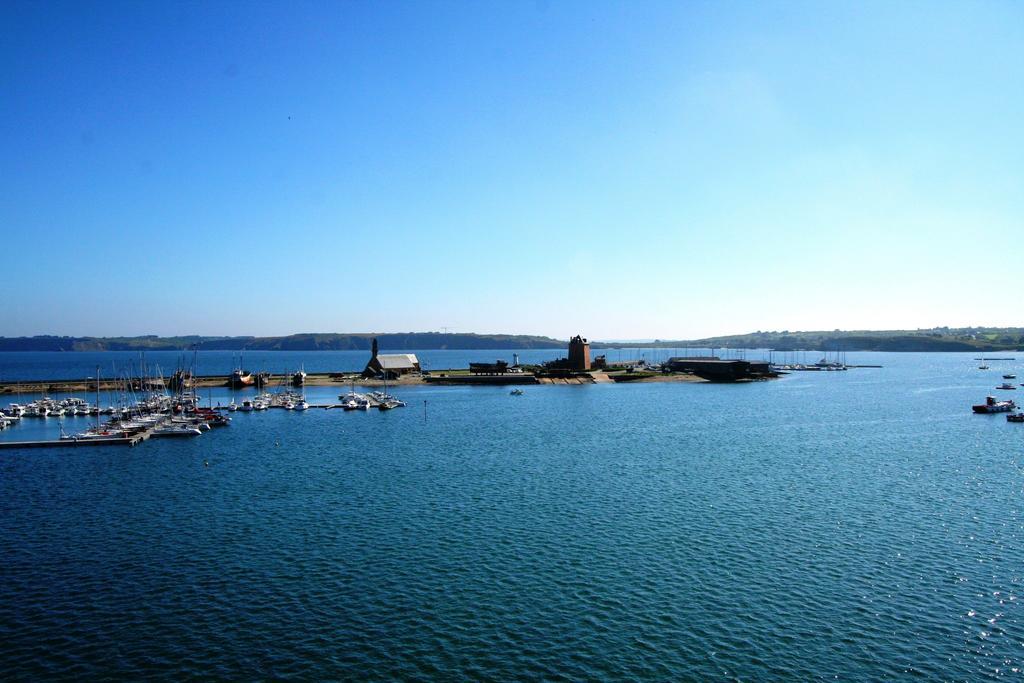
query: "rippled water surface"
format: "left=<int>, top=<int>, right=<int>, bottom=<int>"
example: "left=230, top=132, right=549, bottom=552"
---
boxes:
left=2, top=352, right=1024, bottom=679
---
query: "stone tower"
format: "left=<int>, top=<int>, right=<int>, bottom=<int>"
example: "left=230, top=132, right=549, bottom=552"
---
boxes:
left=568, top=335, right=591, bottom=371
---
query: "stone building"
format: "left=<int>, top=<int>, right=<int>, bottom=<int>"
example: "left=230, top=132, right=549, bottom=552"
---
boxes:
left=362, top=338, right=420, bottom=379
left=568, top=335, right=591, bottom=371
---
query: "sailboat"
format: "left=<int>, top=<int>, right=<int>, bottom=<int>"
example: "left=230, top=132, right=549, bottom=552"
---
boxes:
left=376, top=371, right=406, bottom=410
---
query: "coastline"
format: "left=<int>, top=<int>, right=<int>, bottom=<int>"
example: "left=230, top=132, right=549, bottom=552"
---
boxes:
left=0, top=370, right=717, bottom=394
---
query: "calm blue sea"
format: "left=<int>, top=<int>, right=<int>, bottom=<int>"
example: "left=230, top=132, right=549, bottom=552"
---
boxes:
left=1, top=351, right=1023, bottom=679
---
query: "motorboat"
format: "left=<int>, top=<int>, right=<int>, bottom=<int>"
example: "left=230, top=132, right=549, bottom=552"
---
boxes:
left=340, top=392, right=370, bottom=411
left=206, top=413, right=231, bottom=427
left=973, top=396, right=1016, bottom=413
left=1004, top=374, right=1017, bottom=379
left=997, top=383, right=1017, bottom=390
left=510, top=388, right=524, bottom=396
left=295, top=400, right=309, bottom=411
left=239, top=400, right=255, bottom=412
left=979, top=365, right=990, bottom=370
left=1008, top=413, right=1024, bottom=423
left=26, top=404, right=49, bottom=417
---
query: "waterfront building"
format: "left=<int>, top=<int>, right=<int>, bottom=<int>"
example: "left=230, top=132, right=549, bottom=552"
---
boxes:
left=568, top=335, right=591, bottom=371
left=665, top=357, right=773, bottom=382
left=469, top=361, right=509, bottom=375
left=543, top=334, right=592, bottom=372
left=362, top=338, right=420, bottom=379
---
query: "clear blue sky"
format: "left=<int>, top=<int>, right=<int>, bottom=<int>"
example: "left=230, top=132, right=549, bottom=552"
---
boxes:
left=2, top=0, right=1022, bottom=339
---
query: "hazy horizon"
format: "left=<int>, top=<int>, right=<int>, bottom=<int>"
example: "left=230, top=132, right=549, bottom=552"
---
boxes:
left=4, top=1, right=1022, bottom=338
left=2, top=324, right=1020, bottom=345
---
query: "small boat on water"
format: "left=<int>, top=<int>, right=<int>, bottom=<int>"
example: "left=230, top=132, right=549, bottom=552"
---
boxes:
left=1007, top=413, right=1024, bottom=423
left=1004, top=374, right=1017, bottom=379
left=239, top=400, right=255, bottom=412
left=292, top=366, right=307, bottom=387
left=973, top=396, right=1017, bottom=413
left=997, top=383, right=1017, bottom=390
left=340, top=393, right=371, bottom=411
left=510, top=388, right=524, bottom=396
left=63, top=429, right=127, bottom=441
left=153, top=424, right=203, bottom=437
left=979, top=365, right=990, bottom=370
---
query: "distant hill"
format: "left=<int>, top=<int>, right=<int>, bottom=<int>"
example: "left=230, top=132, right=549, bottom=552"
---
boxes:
left=594, top=327, right=1024, bottom=352
left=4, top=327, right=1023, bottom=353
left=0, top=333, right=566, bottom=352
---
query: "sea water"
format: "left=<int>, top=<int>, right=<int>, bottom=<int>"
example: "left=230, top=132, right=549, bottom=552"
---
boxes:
left=1, top=352, right=1022, bottom=679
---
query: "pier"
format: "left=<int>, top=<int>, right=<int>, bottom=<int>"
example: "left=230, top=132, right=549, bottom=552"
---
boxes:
left=0, top=424, right=158, bottom=449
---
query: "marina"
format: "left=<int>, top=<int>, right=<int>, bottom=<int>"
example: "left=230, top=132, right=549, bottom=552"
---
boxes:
left=5, top=0, right=1021, bottom=677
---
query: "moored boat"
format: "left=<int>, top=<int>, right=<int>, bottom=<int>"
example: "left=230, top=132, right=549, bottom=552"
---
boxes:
left=997, top=383, right=1017, bottom=390
left=973, top=396, right=1016, bottom=413
left=1007, top=413, right=1024, bottom=423
left=153, top=424, right=203, bottom=437
left=340, top=392, right=371, bottom=410
left=227, top=369, right=255, bottom=388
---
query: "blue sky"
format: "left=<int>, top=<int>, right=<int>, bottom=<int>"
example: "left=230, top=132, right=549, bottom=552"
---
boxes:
left=2, top=0, right=1022, bottom=339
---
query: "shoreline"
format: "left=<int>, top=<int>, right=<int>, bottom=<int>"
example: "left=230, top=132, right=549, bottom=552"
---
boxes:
left=0, top=370, right=723, bottom=394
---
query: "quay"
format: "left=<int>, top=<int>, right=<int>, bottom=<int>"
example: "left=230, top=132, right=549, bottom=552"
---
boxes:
left=2, top=335, right=890, bottom=413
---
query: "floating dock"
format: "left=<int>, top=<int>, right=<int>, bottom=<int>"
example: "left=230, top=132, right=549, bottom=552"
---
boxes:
left=0, top=425, right=156, bottom=449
